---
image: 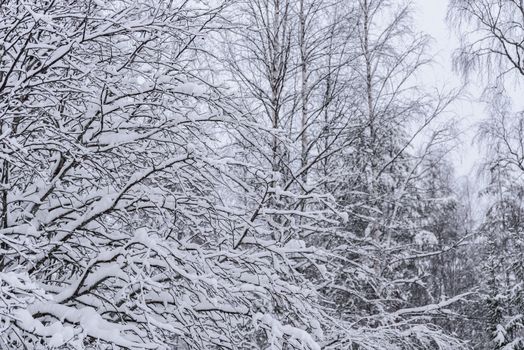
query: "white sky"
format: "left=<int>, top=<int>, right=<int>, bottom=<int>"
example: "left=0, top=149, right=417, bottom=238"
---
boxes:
left=412, top=0, right=487, bottom=177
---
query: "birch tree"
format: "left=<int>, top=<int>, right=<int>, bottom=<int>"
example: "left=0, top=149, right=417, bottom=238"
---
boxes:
left=316, top=1, right=469, bottom=348
left=450, top=1, right=524, bottom=348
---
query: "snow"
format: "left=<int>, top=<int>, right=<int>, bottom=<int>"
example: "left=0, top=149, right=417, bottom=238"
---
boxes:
left=254, top=313, right=322, bottom=350
left=414, top=230, right=439, bottom=246
left=172, top=83, right=206, bottom=97
left=22, top=304, right=157, bottom=349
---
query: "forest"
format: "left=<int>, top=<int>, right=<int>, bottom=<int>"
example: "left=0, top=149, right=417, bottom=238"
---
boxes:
left=0, top=0, right=523, bottom=349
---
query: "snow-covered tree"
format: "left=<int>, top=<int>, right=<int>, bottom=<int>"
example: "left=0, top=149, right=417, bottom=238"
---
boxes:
left=219, top=0, right=470, bottom=348
left=314, top=1, right=469, bottom=348
left=0, top=0, right=328, bottom=348
left=450, top=0, right=524, bottom=347
left=0, top=0, right=500, bottom=348
left=469, top=105, right=524, bottom=350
